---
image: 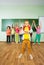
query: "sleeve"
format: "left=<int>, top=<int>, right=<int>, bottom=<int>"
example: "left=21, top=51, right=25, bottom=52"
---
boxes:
left=28, top=25, right=31, bottom=30
left=23, top=25, right=25, bottom=31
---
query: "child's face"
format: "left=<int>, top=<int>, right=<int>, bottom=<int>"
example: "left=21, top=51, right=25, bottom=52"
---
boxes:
left=38, top=26, right=40, bottom=28
left=25, top=21, right=29, bottom=26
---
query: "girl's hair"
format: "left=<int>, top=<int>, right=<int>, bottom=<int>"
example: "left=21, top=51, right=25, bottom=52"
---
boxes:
left=7, top=26, right=11, bottom=29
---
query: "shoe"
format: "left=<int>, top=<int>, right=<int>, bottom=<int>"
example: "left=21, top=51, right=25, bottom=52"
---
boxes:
left=18, top=53, right=23, bottom=59
left=33, top=43, right=35, bottom=45
left=30, top=54, right=33, bottom=60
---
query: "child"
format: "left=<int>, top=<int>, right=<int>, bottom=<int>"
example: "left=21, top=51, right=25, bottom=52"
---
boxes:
left=11, top=25, right=15, bottom=42
left=33, top=20, right=41, bottom=45
left=6, top=26, right=11, bottom=43
left=15, top=24, right=20, bottom=43
left=18, top=20, right=33, bottom=59
left=19, top=27, right=24, bottom=43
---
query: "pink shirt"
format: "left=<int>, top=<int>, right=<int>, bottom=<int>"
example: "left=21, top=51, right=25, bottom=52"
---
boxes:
left=36, top=28, right=41, bottom=34
left=15, top=28, right=19, bottom=33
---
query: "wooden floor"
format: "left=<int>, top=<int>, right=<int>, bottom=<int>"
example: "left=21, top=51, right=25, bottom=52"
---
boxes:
left=0, top=42, right=44, bottom=65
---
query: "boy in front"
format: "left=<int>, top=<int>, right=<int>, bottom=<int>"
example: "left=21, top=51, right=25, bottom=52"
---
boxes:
left=18, top=20, right=33, bottom=59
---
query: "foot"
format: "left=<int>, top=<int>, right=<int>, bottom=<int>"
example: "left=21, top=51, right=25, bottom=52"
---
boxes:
left=33, top=43, right=35, bottom=45
left=30, top=54, right=33, bottom=60
left=38, top=43, right=40, bottom=45
left=18, top=53, right=23, bottom=59
left=16, top=43, right=18, bottom=44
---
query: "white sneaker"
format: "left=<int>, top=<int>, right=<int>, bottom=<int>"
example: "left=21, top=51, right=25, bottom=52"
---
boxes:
left=18, top=53, right=23, bottom=59
left=30, top=54, right=33, bottom=60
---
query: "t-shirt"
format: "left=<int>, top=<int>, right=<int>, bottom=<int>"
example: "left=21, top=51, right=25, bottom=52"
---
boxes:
left=11, top=28, right=15, bottom=35
left=19, top=29, right=24, bottom=35
left=6, top=29, right=11, bottom=36
left=22, top=33, right=30, bottom=40
left=15, top=27, right=19, bottom=33
left=36, top=28, right=41, bottom=34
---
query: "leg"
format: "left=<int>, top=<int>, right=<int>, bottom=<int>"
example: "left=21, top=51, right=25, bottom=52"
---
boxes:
left=12, top=35, right=15, bottom=42
left=27, top=40, right=32, bottom=54
left=7, top=36, right=8, bottom=43
left=38, top=34, right=41, bottom=45
left=30, top=33, right=32, bottom=47
left=19, top=35, right=21, bottom=42
left=13, top=35, right=15, bottom=42
left=11, top=35, right=13, bottom=42
left=27, top=40, right=33, bottom=59
left=9, top=36, right=10, bottom=43
left=21, top=40, right=26, bottom=54
left=15, top=33, right=18, bottom=43
left=34, top=34, right=38, bottom=44
left=20, top=35, right=22, bottom=43
left=18, top=40, right=26, bottom=58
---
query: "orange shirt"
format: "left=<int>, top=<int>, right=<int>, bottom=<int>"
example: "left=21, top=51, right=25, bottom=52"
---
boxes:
left=6, top=29, right=11, bottom=36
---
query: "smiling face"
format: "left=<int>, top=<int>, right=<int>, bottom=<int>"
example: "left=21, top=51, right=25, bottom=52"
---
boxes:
left=25, top=21, right=29, bottom=26
left=37, top=25, right=40, bottom=28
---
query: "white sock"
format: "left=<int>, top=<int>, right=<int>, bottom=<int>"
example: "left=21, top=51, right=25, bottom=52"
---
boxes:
left=30, top=54, right=33, bottom=59
left=18, top=53, right=23, bottom=58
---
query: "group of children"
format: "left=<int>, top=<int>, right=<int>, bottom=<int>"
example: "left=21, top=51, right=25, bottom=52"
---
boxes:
left=6, top=23, right=24, bottom=43
left=6, top=20, right=41, bottom=44
left=6, top=20, right=41, bottom=59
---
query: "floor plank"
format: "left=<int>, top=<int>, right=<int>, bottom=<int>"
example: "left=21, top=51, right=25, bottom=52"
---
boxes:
left=0, top=42, right=44, bottom=65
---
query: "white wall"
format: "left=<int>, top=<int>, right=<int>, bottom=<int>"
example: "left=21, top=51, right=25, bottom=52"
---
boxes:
left=0, top=19, right=6, bottom=41
left=0, top=5, right=44, bottom=42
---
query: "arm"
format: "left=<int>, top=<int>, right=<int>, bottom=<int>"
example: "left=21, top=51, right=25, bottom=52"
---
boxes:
left=39, top=21, right=41, bottom=29
left=33, top=20, right=37, bottom=29
left=23, top=25, right=25, bottom=31
left=28, top=24, right=31, bottom=30
left=31, top=22, right=33, bottom=28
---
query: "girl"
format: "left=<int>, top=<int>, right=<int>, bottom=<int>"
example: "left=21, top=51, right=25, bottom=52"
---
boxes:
left=11, top=25, right=15, bottom=42
left=15, top=24, right=20, bottom=44
left=6, top=26, right=11, bottom=43
left=33, top=20, right=41, bottom=45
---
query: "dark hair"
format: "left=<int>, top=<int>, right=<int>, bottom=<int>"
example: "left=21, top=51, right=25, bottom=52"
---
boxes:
left=7, top=26, right=11, bottom=29
left=20, top=27, right=22, bottom=29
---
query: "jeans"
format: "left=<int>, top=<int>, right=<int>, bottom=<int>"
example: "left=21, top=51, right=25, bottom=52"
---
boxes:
left=7, top=36, right=11, bottom=43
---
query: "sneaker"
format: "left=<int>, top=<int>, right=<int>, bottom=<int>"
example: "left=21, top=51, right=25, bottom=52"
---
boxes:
left=18, top=53, right=23, bottom=59
left=33, top=43, right=35, bottom=45
left=30, top=54, right=33, bottom=60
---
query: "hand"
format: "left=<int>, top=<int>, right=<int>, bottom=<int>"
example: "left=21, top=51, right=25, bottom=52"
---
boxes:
left=33, top=20, right=35, bottom=24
